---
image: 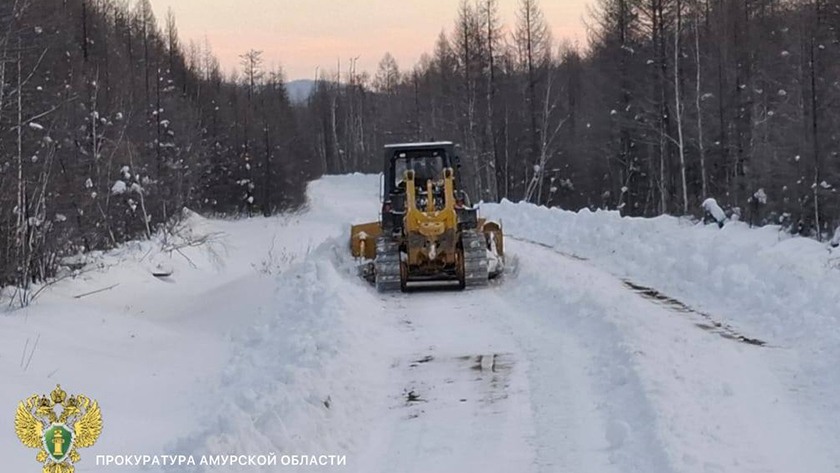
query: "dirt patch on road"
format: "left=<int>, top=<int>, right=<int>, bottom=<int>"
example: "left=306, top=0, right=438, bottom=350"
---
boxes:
left=400, top=352, right=516, bottom=419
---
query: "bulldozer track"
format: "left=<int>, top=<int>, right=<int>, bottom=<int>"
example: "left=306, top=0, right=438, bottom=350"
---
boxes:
left=461, top=230, right=489, bottom=288
left=375, top=232, right=492, bottom=292
left=375, top=238, right=402, bottom=292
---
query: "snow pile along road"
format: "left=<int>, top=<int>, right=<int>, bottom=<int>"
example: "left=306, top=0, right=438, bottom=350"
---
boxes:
left=3, top=174, right=839, bottom=473
left=484, top=199, right=840, bottom=467
left=483, top=200, right=840, bottom=350
left=169, top=238, right=392, bottom=466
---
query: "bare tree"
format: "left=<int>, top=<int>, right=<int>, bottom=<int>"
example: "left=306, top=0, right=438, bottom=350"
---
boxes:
left=674, top=0, right=688, bottom=213
left=515, top=0, right=551, bottom=189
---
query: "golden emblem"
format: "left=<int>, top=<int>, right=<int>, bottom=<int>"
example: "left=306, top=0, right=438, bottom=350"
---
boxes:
left=15, top=384, right=103, bottom=473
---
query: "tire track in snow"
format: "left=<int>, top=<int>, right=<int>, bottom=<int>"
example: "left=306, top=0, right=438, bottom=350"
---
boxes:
left=501, top=239, right=675, bottom=473
left=352, top=290, right=537, bottom=473
left=353, top=238, right=674, bottom=473
left=508, top=235, right=768, bottom=347
left=621, top=280, right=767, bottom=347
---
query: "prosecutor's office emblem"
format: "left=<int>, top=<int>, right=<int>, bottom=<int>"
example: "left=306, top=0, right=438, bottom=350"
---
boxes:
left=15, top=384, right=102, bottom=473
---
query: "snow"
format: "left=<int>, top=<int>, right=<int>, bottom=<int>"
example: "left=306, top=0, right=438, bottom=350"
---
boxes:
left=2, top=175, right=381, bottom=473
left=28, top=122, right=44, bottom=130
left=3, top=173, right=840, bottom=473
left=753, top=188, right=768, bottom=204
left=383, top=141, right=453, bottom=148
left=701, top=197, right=726, bottom=224
left=484, top=198, right=840, bottom=470
left=110, top=180, right=127, bottom=195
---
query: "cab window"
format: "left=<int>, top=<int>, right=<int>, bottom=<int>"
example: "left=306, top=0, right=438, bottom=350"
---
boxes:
left=394, top=152, right=445, bottom=187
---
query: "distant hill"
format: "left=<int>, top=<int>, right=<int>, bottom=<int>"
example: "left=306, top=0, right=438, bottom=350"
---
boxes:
left=285, top=79, right=316, bottom=104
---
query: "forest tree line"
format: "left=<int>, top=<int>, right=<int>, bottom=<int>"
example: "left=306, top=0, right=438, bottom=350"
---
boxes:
left=310, top=0, right=840, bottom=237
left=0, top=0, right=320, bottom=295
left=2, top=0, right=840, bottom=296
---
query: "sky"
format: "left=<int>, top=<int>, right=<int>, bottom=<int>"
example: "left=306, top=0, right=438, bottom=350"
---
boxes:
left=148, top=0, right=592, bottom=81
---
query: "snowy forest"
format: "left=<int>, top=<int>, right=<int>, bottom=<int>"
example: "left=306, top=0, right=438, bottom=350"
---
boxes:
left=313, top=0, right=840, bottom=232
left=0, top=0, right=314, bottom=289
left=2, top=0, right=840, bottom=290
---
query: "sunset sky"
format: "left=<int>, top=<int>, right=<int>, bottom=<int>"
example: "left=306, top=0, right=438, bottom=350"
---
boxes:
left=148, top=0, right=592, bottom=81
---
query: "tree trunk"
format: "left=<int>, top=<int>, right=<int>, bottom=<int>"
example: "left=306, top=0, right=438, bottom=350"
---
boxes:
left=674, top=0, right=689, bottom=214
left=694, top=8, right=708, bottom=199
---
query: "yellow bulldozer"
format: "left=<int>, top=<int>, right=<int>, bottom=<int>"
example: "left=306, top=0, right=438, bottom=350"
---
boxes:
left=350, top=142, right=504, bottom=292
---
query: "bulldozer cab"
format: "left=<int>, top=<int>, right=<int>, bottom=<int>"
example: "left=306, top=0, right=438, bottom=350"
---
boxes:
left=383, top=142, right=459, bottom=198
left=381, top=142, right=462, bottom=233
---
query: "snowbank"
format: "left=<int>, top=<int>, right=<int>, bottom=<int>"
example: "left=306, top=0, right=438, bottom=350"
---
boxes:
left=168, top=239, right=389, bottom=471
left=484, top=200, right=840, bottom=349
left=164, top=175, right=390, bottom=471
left=483, top=199, right=840, bottom=451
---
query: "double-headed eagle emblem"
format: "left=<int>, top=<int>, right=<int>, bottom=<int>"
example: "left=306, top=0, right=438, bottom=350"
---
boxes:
left=15, top=384, right=103, bottom=473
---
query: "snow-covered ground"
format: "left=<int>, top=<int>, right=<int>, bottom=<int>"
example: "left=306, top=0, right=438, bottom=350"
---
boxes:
left=484, top=199, right=840, bottom=470
left=3, top=174, right=839, bottom=472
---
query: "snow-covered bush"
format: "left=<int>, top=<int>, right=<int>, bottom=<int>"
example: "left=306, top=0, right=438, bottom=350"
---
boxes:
left=753, top=188, right=768, bottom=205
left=702, top=198, right=726, bottom=228
left=111, top=180, right=127, bottom=195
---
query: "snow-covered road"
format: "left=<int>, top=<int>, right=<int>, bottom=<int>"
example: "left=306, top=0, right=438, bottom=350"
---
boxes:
left=347, top=236, right=835, bottom=473
left=3, top=174, right=839, bottom=472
